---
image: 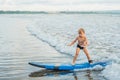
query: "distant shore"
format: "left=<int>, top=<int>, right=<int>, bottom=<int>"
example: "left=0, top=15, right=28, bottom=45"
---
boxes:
left=0, top=10, right=120, bottom=14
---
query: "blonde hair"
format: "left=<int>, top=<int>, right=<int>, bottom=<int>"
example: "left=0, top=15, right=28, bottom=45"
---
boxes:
left=78, top=28, right=85, bottom=34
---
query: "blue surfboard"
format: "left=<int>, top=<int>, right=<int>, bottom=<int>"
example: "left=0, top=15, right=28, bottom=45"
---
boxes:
left=29, top=60, right=111, bottom=70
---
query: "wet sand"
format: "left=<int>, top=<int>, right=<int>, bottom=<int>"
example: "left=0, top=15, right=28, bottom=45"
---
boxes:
left=0, top=14, right=106, bottom=80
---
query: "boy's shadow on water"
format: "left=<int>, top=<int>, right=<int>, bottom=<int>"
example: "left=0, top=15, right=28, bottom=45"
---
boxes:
left=29, top=69, right=94, bottom=80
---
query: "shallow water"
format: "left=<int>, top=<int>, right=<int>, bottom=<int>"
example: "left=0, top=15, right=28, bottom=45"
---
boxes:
left=0, top=14, right=120, bottom=80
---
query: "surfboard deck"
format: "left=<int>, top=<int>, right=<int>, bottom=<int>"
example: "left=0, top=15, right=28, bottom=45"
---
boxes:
left=29, top=60, right=111, bottom=70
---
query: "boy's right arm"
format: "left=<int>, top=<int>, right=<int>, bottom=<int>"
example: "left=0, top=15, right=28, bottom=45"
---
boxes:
left=67, top=37, right=78, bottom=46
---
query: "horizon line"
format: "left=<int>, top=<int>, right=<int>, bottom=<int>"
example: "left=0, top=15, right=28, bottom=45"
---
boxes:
left=0, top=10, right=120, bottom=14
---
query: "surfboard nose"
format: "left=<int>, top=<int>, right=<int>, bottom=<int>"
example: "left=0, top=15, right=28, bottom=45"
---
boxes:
left=29, top=62, right=45, bottom=68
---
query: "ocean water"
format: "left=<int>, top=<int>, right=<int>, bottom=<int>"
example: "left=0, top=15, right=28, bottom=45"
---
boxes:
left=27, top=13, right=120, bottom=80
left=0, top=13, right=120, bottom=80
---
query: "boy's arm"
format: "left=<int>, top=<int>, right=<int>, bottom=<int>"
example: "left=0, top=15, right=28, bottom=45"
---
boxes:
left=85, top=37, right=89, bottom=46
left=68, top=37, right=78, bottom=46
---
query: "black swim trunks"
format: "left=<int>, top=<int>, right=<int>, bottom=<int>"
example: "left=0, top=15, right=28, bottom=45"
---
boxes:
left=77, top=44, right=84, bottom=49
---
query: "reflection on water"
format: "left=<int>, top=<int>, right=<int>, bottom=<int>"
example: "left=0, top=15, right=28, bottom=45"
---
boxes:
left=85, top=71, right=93, bottom=80
left=29, top=69, right=105, bottom=80
left=29, top=69, right=72, bottom=77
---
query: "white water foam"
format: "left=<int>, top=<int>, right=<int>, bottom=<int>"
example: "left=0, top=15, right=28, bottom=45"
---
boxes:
left=101, top=63, right=120, bottom=80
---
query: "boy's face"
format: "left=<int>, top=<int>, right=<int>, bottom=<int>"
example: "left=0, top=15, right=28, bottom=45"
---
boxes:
left=79, top=31, right=83, bottom=35
left=79, top=31, right=84, bottom=36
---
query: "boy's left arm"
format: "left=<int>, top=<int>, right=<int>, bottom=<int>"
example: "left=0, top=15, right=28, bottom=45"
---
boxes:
left=68, top=37, right=78, bottom=46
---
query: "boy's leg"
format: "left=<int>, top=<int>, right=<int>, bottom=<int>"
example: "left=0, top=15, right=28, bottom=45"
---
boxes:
left=72, top=48, right=80, bottom=65
left=83, top=48, right=91, bottom=61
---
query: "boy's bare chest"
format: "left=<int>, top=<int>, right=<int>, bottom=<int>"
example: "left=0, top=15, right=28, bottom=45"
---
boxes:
left=78, top=37, right=85, bottom=42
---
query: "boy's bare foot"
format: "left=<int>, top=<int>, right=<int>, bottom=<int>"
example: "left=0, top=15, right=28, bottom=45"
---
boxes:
left=72, top=62, right=75, bottom=65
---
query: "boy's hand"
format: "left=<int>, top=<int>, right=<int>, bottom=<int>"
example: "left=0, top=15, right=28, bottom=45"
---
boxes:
left=67, top=44, right=71, bottom=46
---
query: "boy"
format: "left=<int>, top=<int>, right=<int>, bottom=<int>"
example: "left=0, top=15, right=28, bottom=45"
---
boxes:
left=68, top=28, right=93, bottom=65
